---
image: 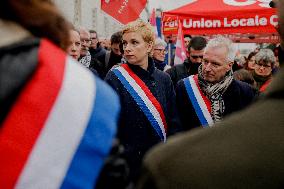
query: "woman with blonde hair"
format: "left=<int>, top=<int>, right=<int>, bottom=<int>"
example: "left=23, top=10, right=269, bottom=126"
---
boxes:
left=105, top=19, right=181, bottom=181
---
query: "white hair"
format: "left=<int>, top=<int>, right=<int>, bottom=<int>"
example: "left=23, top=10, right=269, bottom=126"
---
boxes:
left=205, top=36, right=237, bottom=63
left=154, top=37, right=167, bottom=48
left=255, top=48, right=275, bottom=66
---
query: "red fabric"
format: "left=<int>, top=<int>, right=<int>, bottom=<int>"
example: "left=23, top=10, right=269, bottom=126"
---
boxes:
left=194, top=75, right=211, bottom=113
left=260, top=78, right=272, bottom=92
left=0, top=39, right=66, bottom=188
left=121, top=64, right=168, bottom=132
left=163, top=0, right=277, bottom=36
left=101, top=0, right=147, bottom=24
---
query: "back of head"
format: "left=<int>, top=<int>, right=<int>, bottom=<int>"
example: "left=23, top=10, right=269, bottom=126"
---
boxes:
left=233, top=69, right=256, bottom=86
left=110, top=31, right=123, bottom=45
left=205, top=36, right=236, bottom=63
left=0, top=0, right=70, bottom=50
left=188, top=36, right=207, bottom=51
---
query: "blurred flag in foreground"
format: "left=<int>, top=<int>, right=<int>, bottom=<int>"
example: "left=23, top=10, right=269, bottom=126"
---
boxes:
left=149, top=8, right=159, bottom=38
left=174, top=20, right=187, bottom=65
left=101, top=0, right=147, bottom=24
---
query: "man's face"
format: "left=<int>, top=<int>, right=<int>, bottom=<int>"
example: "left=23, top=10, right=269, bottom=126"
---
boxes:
left=79, top=30, right=91, bottom=56
left=202, top=46, right=232, bottom=83
left=67, top=30, right=81, bottom=60
left=90, top=32, right=98, bottom=49
left=111, top=43, right=122, bottom=56
left=184, top=38, right=190, bottom=48
left=189, top=47, right=204, bottom=64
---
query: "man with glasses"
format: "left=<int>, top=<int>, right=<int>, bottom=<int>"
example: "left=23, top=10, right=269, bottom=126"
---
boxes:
left=78, top=27, right=92, bottom=67
left=89, top=30, right=106, bottom=60
left=137, top=1, right=284, bottom=188
left=166, top=36, right=207, bottom=87
left=175, top=36, right=257, bottom=131
left=153, top=38, right=171, bottom=72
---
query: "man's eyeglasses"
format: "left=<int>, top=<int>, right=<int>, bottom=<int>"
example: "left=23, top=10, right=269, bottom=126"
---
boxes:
left=81, top=38, right=91, bottom=43
left=154, top=49, right=168, bottom=53
left=190, top=55, right=203, bottom=59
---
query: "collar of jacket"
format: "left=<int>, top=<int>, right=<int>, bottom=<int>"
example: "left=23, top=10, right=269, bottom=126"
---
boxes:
left=264, top=66, right=284, bottom=98
left=126, top=57, right=156, bottom=78
left=0, top=19, right=32, bottom=48
left=183, top=58, right=191, bottom=68
left=90, top=46, right=103, bottom=54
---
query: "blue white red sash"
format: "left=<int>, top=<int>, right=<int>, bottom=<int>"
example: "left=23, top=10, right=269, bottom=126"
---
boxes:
left=113, top=64, right=167, bottom=142
left=183, top=75, right=214, bottom=127
left=0, top=39, right=116, bottom=189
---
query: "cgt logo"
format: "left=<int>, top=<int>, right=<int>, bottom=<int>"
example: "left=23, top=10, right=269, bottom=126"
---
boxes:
left=223, top=0, right=271, bottom=8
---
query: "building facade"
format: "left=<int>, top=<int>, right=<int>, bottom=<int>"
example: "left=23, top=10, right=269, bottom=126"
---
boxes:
left=53, top=0, right=148, bottom=39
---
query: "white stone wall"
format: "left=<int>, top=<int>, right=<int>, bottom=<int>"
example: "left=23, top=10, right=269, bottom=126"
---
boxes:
left=53, top=0, right=148, bottom=39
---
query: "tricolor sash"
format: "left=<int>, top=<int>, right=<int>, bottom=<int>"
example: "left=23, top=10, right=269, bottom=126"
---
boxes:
left=183, top=75, right=214, bottom=127
left=113, top=64, right=167, bottom=142
left=0, top=39, right=116, bottom=189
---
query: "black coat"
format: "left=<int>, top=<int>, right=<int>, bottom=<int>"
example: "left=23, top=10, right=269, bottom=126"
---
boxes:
left=105, top=58, right=181, bottom=181
left=137, top=67, right=284, bottom=189
left=176, top=78, right=258, bottom=131
left=166, top=59, right=201, bottom=88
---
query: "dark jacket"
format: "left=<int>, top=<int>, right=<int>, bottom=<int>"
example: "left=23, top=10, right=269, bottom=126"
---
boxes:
left=176, top=78, right=258, bottom=131
left=96, top=50, right=122, bottom=79
left=166, top=59, right=200, bottom=87
left=105, top=58, right=181, bottom=181
left=89, top=46, right=106, bottom=59
left=137, top=66, right=284, bottom=189
left=89, top=47, right=107, bottom=79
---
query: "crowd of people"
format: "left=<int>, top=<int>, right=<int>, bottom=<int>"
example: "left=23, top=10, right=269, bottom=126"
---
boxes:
left=1, top=0, right=284, bottom=188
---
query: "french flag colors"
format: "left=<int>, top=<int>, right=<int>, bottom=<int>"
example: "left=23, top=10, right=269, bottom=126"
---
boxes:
left=183, top=75, right=214, bottom=127
left=0, top=39, right=117, bottom=189
left=113, top=64, right=167, bottom=142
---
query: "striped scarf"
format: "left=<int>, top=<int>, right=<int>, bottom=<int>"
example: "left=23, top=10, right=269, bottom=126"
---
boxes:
left=198, top=65, right=233, bottom=122
left=79, top=51, right=91, bottom=67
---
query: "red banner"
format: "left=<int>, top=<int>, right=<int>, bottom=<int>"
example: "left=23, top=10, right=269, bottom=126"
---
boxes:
left=101, top=0, right=147, bottom=25
left=162, top=0, right=278, bottom=36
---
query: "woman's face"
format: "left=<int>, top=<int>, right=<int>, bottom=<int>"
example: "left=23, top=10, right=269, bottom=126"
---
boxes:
left=254, top=60, right=272, bottom=77
left=153, top=45, right=167, bottom=62
left=248, top=56, right=256, bottom=70
left=122, top=32, right=153, bottom=68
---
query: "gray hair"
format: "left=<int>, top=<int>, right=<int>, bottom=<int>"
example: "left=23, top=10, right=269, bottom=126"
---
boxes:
left=154, top=38, right=167, bottom=48
left=255, top=48, right=275, bottom=66
left=205, top=36, right=236, bottom=63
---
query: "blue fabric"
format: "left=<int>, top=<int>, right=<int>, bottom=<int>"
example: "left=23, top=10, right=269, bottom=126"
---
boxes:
left=112, top=68, right=164, bottom=141
left=60, top=77, right=120, bottom=189
left=183, top=78, right=209, bottom=127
